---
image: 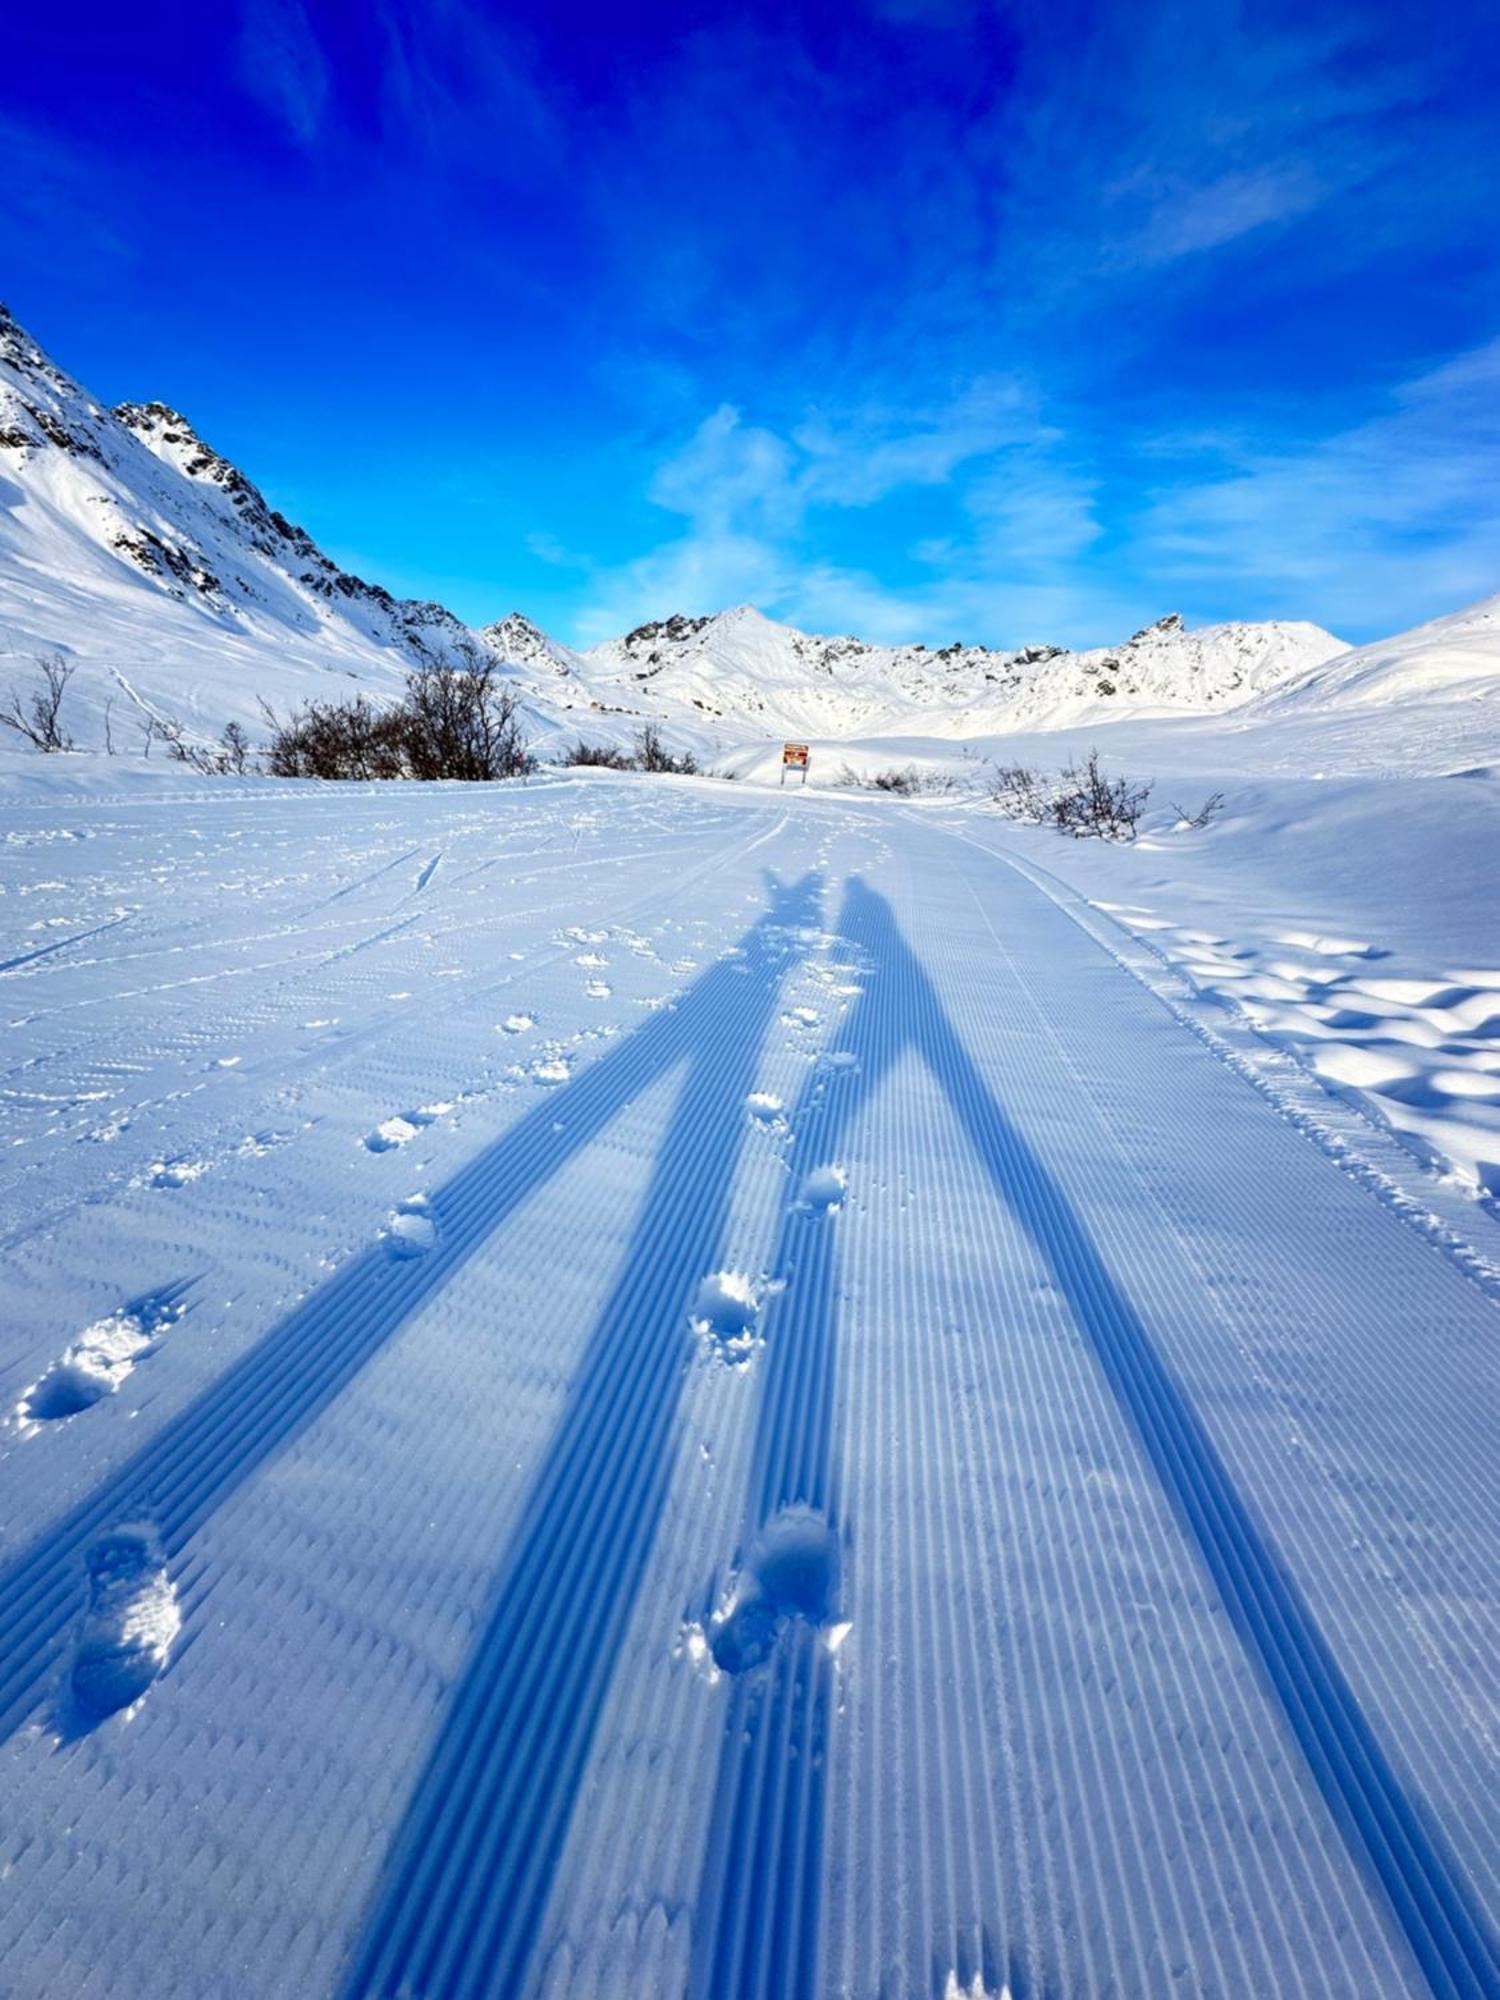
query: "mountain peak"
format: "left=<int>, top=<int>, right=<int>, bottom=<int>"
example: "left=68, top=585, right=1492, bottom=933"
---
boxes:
left=481, top=612, right=580, bottom=676
left=114, top=399, right=266, bottom=511
left=115, top=400, right=206, bottom=447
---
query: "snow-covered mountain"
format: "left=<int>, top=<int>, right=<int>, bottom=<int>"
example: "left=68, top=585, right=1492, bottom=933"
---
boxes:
left=0, top=298, right=1401, bottom=760
left=579, top=602, right=1345, bottom=738
left=0, top=304, right=608, bottom=749
left=1260, top=591, right=1500, bottom=714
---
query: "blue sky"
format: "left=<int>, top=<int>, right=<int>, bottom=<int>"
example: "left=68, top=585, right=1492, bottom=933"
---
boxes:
left=3, top=0, right=1498, bottom=647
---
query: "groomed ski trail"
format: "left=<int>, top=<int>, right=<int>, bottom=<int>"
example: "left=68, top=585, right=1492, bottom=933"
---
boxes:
left=0, top=780, right=1495, bottom=2000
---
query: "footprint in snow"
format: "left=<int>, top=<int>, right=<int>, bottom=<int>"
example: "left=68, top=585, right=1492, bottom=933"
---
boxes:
left=499, top=1013, right=536, bottom=1035
left=799, top=1165, right=847, bottom=1212
left=70, top=1525, right=180, bottom=1722
left=817, top=1049, right=860, bottom=1074
left=690, top=1271, right=762, bottom=1363
left=384, top=1195, right=438, bottom=1260
left=19, top=1286, right=189, bottom=1428
left=700, top=1507, right=847, bottom=1677
left=745, top=1091, right=785, bottom=1127
left=364, top=1104, right=450, bottom=1152
left=584, top=979, right=612, bottom=999
left=149, top=1157, right=210, bottom=1189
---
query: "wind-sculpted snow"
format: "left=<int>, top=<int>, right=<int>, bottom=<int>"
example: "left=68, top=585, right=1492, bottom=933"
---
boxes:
left=0, top=776, right=1496, bottom=1999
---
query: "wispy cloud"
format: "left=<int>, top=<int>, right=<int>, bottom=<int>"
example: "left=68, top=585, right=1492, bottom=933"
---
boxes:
left=568, top=383, right=1135, bottom=649
left=564, top=323, right=1500, bottom=652
left=374, top=0, right=556, bottom=163
left=235, top=0, right=329, bottom=146
left=1136, top=339, right=1500, bottom=630
left=0, top=117, right=137, bottom=269
left=1126, top=164, right=1329, bottom=265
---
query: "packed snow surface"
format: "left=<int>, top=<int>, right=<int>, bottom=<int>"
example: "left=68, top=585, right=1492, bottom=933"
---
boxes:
left=0, top=769, right=1496, bottom=1999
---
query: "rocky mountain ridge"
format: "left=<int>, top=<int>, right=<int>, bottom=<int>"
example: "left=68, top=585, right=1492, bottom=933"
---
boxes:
left=577, top=601, right=1346, bottom=739
left=0, top=300, right=1418, bottom=760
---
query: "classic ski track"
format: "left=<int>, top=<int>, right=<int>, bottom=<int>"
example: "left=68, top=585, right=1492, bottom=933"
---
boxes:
left=0, top=810, right=788, bottom=1250
left=342, top=870, right=823, bottom=2000
left=0, top=804, right=789, bottom=1736
left=937, top=816, right=1500, bottom=1303
left=0, top=912, right=133, bottom=976
left=1, top=793, right=1495, bottom=2000
left=0, top=838, right=714, bottom=1019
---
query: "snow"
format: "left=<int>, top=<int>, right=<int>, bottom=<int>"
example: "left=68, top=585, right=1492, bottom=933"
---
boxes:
left=2, top=302, right=1499, bottom=1998
left=2, top=305, right=1347, bottom=768
left=579, top=600, right=1347, bottom=740
left=0, top=768, right=1496, bottom=1999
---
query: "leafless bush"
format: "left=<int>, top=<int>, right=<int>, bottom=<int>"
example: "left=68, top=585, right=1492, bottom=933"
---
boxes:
left=0, top=653, right=75, bottom=752
left=990, top=761, right=1051, bottom=822
left=402, top=662, right=534, bottom=781
left=1169, top=791, right=1225, bottom=830
left=564, top=739, right=634, bottom=770
left=263, top=695, right=408, bottom=780
left=871, top=766, right=923, bottom=794
left=148, top=713, right=257, bottom=775
left=262, top=664, right=534, bottom=783
left=635, top=722, right=698, bottom=774
left=220, top=721, right=252, bottom=774
left=839, top=762, right=961, bottom=796
left=1050, top=749, right=1152, bottom=840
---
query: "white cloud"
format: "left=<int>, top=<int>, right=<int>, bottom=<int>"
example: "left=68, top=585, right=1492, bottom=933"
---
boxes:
left=648, top=407, right=799, bottom=535
left=567, top=381, right=1133, bottom=648
left=1136, top=338, right=1500, bottom=629
left=793, top=378, right=1034, bottom=505
left=236, top=0, right=329, bottom=145
left=570, top=528, right=793, bottom=644
left=1128, top=164, right=1328, bottom=265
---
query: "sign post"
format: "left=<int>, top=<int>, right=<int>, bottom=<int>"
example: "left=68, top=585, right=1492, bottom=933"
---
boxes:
left=781, top=742, right=810, bottom=787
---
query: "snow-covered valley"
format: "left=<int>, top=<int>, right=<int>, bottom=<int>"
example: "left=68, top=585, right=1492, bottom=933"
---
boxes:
left=2, top=299, right=1499, bottom=2000
left=2, top=304, right=1353, bottom=758
left=0, top=763, right=1497, bottom=1999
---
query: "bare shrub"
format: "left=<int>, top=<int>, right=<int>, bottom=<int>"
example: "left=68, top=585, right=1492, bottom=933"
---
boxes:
left=871, top=766, right=922, bottom=795
left=990, top=762, right=1051, bottom=822
left=839, top=763, right=960, bottom=796
left=261, top=664, right=533, bottom=783
left=220, top=721, right=252, bottom=774
left=635, top=722, right=698, bottom=775
left=263, top=695, right=407, bottom=780
left=402, top=662, right=534, bottom=781
left=1050, top=749, right=1152, bottom=840
left=1169, top=791, right=1225, bottom=830
left=156, top=714, right=258, bottom=776
left=0, top=653, right=75, bottom=752
left=564, top=739, right=634, bottom=770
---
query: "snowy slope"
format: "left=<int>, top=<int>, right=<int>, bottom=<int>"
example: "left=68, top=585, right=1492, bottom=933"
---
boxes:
left=1261, top=589, right=1500, bottom=717
left=0, top=774, right=1495, bottom=1999
left=580, top=601, right=1346, bottom=738
left=2, top=305, right=1354, bottom=757
left=0, top=306, right=604, bottom=751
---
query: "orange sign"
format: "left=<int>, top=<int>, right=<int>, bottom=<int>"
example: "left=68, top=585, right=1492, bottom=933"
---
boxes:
left=782, top=743, right=810, bottom=768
